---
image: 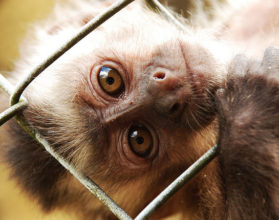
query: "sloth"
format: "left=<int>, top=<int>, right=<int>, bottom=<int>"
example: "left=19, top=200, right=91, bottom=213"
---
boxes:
left=0, top=0, right=279, bottom=219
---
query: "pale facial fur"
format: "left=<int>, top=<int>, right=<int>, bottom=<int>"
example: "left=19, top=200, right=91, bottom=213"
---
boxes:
left=1, top=0, right=279, bottom=219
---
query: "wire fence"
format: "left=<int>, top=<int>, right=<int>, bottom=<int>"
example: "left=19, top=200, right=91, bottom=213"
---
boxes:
left=0, top=0, right=218, bottom=219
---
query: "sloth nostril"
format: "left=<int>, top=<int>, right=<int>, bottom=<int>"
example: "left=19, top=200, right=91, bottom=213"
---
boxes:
left=169, top=103, right=180, bottom=114
left=153, top=72, right=166, bottom=80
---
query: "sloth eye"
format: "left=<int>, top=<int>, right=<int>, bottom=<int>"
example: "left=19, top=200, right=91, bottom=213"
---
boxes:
left=128, top=125, right=153, bottom=157
left=98, top=66, right=124, bottom=95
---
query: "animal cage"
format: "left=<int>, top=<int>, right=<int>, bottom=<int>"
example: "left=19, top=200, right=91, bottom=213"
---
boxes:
left=0, top=0, right=218, bottom=219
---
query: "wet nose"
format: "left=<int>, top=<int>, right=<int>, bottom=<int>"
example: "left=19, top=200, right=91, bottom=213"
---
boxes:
left=147, top=71, right=185, bottom=118
left=150, top=71, right=181, bottom=91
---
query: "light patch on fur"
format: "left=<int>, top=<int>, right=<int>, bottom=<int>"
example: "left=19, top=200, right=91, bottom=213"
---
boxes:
left=2, top=0, right=279, bottom=219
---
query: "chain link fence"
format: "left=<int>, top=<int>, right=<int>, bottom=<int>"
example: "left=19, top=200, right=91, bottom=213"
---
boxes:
left=0, top=0, right=218, bottom=219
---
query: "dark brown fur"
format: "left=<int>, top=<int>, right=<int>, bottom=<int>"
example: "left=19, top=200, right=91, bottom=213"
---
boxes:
left=215, top=51, right=279, bottom=219
left=1, top=0, right=279, bottom=219
left=4, top=119, right=66, bottom=211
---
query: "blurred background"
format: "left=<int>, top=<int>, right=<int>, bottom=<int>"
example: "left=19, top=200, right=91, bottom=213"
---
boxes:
left=0, top=1, right=74, bottom=219
left=0, top=0, right=56, bottom=71
left=0, top=0, right=215, bottom=219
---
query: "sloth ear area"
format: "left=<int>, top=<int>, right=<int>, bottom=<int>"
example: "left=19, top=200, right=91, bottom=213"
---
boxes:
left=74, top=0, right=117, bottom=26
left=46, top=14, right=97, bottom=35
left=80, top=0, right=128, bottom=25
left=47, top=0, right=117, bottom=35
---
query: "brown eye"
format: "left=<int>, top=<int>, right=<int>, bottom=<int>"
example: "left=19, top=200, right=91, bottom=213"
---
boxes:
left=128, top=125, right=153, bottom=157
left=98, top=66, right=124, bottom=95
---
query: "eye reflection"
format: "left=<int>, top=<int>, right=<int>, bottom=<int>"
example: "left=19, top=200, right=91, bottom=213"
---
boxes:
left=128, top=125, right=153, bottom=157
left=97, top=66, right=124, bottom=96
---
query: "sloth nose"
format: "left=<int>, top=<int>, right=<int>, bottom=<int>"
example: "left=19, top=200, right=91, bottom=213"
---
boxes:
left=154, top=95, right=184, bottom=119
left=148, top=71, right=185, bottom=118
left=151, top=71, right=180, bottom=91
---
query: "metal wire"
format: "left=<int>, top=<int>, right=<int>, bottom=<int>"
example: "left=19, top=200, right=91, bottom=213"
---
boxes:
left=0, top=74, right=28, bottom=126
left=10, top=0, right=136, bottom=106
left=0, top=0, right=219, bottom=219
left=0, top=75, right=133, bottom=220
left=135, top=145, right=218, bottom=220
left=0, top=101, right=27, bottom=126
left=146, top=0, right=186, bottom=31
left=15, top=114, right=133, bottom=220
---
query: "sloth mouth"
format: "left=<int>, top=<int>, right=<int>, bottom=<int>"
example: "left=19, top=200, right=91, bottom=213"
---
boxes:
left=176, top=39, right=217, bottom=130
left=189, top=72, right=206, bottom=96
left=177, top=39, right=206, bottom=97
